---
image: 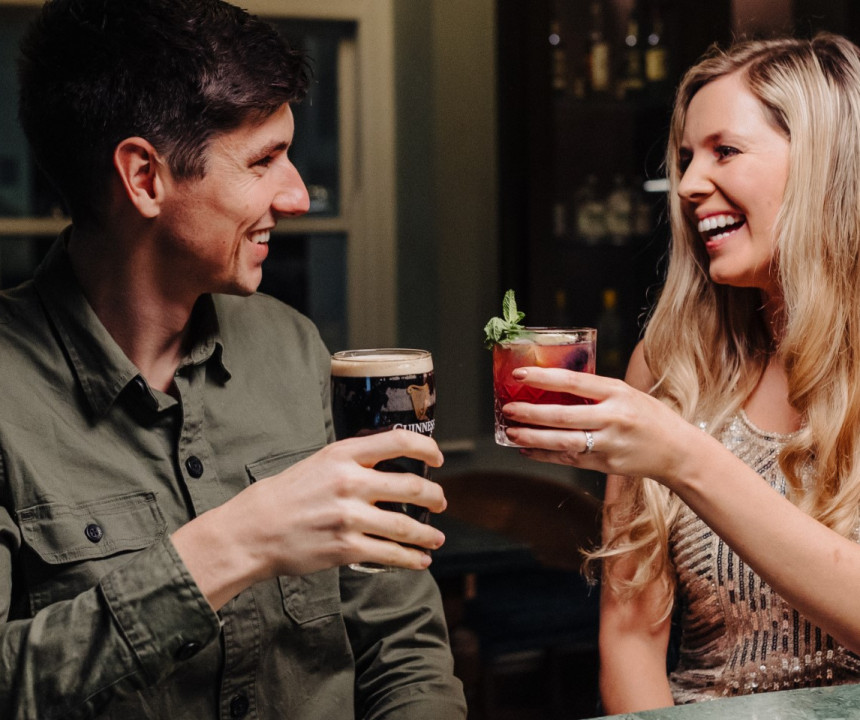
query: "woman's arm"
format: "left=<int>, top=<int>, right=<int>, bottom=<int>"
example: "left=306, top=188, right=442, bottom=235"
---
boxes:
left=598, top=344, right=674, bottom=712
left=598, top=473, right=675, bottom=714
left=503, top=343, right=860, bottom=654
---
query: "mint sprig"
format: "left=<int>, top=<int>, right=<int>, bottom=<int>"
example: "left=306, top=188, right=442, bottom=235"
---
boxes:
left=483, top=289, right=526, bottom=349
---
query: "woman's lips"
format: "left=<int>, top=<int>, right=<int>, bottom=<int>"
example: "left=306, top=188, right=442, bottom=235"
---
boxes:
left=697, top=213, right=745, bottom=241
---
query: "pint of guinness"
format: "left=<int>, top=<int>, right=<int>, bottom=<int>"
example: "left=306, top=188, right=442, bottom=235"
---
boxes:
left=330, top=348, right=436, bottom=572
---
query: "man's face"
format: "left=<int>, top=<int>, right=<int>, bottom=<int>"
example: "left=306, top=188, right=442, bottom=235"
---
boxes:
left=156, top=103, right=309, bottom=298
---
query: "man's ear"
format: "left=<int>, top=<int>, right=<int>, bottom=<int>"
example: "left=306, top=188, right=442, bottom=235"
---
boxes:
left=113, top=137, right=166, bottom=218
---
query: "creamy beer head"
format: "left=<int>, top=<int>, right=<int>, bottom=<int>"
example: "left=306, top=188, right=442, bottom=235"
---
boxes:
left=330, top=349, right=433, bottom=378
left=330, top=348, right=436, bottom=475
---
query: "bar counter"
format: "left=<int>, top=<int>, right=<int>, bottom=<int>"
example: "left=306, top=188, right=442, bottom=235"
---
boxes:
left=595, top=684, right=860, bottom=719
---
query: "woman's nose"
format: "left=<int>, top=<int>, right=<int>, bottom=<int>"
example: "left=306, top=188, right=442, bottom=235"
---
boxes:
left=272, top=166, right=310, bottom=218
left=677, top=157, right=713, bottom=203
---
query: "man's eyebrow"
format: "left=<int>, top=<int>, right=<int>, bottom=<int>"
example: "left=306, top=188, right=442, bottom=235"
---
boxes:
left=247, top=140, right=289, bottom=163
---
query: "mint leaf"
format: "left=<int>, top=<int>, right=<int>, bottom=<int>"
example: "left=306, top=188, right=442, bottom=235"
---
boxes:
left=483, top=289, right=526, bottom=348
left=502, top=290, right=525, bottom=326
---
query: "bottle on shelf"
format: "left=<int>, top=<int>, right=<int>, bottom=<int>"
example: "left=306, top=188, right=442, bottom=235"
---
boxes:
left=605, top=174, right=633, bottom=245
left=644, top=0, right=670, bottom=100
left=631, top=176, right=654, bottom=237
left=587, top=0, right=612, bottom=97
left=574, top=174, right=607, bottom=245
left=617, top=0, right=645, bottom=101
left=570, top=29, right=589, bottom=101
left=549, top=18, right=568, bottom=94
left=596, top=287, right=626, bottom=378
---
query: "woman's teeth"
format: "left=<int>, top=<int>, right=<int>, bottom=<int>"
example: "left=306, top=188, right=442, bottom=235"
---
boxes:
left=250, top=230, right=270, bottom=244
left=697, top=214, right=744, bottom=239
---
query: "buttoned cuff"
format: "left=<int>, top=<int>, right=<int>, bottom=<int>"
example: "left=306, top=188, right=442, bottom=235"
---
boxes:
left=367, top=683, right=467, bottom=720
left=99, top=536, right=222, bottom=683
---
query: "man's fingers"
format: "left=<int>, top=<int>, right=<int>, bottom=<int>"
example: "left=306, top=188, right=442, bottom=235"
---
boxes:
left=338, top=428, right=444, bottom=469
left=363, top=470, right=447, bottom=514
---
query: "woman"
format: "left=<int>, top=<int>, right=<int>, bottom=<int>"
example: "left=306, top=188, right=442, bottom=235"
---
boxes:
left=501, top=34, right=860, bottom=713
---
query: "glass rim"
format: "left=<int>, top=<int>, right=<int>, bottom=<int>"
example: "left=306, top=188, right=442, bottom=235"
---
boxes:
left=517, top=326, right=596, bottom=333
left=494, top=327, right=596, bottom=346
left=331, top=348, right=432, bottom=361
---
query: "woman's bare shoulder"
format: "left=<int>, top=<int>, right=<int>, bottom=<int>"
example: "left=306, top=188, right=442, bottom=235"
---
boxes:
left=624, top=341, right=655, bottom=393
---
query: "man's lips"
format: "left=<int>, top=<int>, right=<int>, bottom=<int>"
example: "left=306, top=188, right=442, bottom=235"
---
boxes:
left=249, top=229, right=271, bottom=245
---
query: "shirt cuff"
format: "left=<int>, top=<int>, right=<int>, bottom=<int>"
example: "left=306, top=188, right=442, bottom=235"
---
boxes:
left=99, top=535, right=222, bottom=683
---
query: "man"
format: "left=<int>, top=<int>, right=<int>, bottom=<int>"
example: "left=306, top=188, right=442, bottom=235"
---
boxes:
left=1, top=0, right=466, bottom=717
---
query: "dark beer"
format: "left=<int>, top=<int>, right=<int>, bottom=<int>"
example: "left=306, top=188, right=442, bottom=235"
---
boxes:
left=330, top=349, right=435, bottom=526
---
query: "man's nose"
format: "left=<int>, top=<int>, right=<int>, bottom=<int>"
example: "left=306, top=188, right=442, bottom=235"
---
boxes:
left=273, top=167, right=310, bottom=218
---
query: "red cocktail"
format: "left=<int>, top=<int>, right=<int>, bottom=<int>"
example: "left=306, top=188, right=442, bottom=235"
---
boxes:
left=493, top=327, right=597, bottom=446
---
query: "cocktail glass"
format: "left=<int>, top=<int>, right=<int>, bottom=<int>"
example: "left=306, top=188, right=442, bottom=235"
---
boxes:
left=493, top=327, right=597, bottom=447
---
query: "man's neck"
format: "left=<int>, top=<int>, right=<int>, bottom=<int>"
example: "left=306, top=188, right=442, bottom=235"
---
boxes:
left=67, top=226, right=197, bottom=393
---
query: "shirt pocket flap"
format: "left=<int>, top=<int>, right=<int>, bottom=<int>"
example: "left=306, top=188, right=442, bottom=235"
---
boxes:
left=246, top=446, right=341, bottom=624
left=17, top=491, right=166, bottom=564
left=279, top=570, right=341, bottom=624
left=244, top=445, right=322, bottom=483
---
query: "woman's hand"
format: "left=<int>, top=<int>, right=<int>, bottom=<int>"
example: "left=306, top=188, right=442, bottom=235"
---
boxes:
left=502, top=366, right=708, bottom=485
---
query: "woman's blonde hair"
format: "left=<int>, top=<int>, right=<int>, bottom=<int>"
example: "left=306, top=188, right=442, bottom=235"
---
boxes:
left=592, top=34, right=860, bottom=617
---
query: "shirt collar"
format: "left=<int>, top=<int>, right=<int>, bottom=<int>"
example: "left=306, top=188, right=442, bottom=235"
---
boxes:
left=34, top=231, right=231, bottom=418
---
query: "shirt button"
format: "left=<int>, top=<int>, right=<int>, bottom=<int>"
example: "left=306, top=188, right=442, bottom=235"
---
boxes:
left=185, top=456, right=204, bottom=478
left=175, top=641, right=202, bottom=661
left=84, top=523, right=104, bottom=543
left=133, top=377, right=147, bottom=393
left=230, top=693, right=250, bottom=718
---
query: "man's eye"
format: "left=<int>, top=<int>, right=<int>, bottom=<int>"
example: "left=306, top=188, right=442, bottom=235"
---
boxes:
left=254, top=156, right=275, bottom=168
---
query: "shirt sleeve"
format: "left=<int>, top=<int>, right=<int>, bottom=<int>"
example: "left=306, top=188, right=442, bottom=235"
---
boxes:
left=340, top=566, right=467, bottom=720
left=0, top=511, right=221, bottom=720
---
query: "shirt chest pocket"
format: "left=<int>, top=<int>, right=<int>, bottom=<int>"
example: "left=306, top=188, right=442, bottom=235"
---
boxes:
left=246, top=446, right=342, bottom=625
left=17, top=491, right=166, bottom=614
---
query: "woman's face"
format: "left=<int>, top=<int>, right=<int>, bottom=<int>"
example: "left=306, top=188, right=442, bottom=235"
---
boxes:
left=677, top=72, right=790, bottom=297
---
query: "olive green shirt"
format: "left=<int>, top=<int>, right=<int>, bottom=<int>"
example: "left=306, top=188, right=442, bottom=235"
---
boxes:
left=0, top=235, right=465, bottom=719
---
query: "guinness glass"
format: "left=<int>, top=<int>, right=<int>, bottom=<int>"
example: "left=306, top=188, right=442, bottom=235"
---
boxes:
left=330, top=349, right=436, bottom=572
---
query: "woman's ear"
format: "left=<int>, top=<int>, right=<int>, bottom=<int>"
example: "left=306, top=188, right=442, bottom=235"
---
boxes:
left=113, top=137, right=166, bottom=218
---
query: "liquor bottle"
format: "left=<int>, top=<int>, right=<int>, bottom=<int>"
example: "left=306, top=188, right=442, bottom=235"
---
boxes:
left=644, top=1, right=670, bottom=100
left=587, top=0, right=611, bottom=96
left=574, top=174, right=607, bottom=245
left=631, top=176, right=654, bottom=237
left=549, top=19, right=567, bottom=94
left=596, top=288, right=626, bottom=378
left=605, top=174, right=632, bottom=245
left=618, top=0, right=645, bottom=100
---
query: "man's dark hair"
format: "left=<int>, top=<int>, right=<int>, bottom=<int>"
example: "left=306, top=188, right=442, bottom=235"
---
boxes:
left=18, top=0, right=311, bottom=227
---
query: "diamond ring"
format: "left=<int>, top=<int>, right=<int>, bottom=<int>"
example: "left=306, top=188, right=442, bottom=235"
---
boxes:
left=582, top=429, right=594, bottom=454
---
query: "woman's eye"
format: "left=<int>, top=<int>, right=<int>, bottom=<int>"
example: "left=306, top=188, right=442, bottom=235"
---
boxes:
left=678, top=150, right=692, bottom=174
left=715, top=145, right=739, bottom=160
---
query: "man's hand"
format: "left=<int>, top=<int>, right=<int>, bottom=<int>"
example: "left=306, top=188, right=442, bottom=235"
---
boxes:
left=171, top=429, right=447, bottom=610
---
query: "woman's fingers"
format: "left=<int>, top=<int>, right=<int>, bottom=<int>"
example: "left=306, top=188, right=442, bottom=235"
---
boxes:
left=510, top=366, right=616, bottom=402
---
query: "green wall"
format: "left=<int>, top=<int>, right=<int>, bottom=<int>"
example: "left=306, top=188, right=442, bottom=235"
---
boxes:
left=394, top=0, right=499, bottom=445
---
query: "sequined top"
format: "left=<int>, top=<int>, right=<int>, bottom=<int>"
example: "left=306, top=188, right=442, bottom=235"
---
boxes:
left=668, top=412, right=860, bottom=703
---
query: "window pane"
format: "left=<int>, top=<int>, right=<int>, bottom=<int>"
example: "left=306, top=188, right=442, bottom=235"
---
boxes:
left=257, top=233, right=347, bottom=352
left=269, top=19, right=356, bottom=218
left=0, top=235, right=53, bottom=289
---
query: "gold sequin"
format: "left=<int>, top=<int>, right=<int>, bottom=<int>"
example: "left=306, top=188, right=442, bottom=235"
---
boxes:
left=668, top=412, right=860, bottom=703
